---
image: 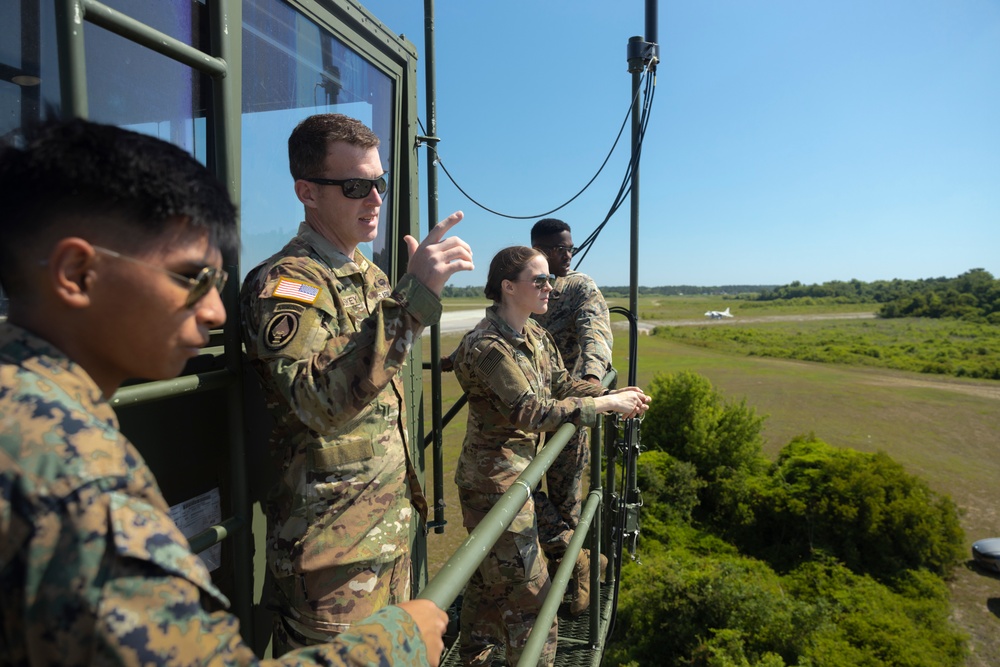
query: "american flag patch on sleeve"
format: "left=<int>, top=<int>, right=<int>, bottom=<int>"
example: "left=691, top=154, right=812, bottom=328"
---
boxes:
left=478, top=348, right=504, bottom=377
left=271, top=277, right=321, bottom=304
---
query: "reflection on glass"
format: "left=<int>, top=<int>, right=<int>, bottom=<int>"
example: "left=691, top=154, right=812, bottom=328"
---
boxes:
left=87, top=3, right=208, bottom=159
left=241, top=0, right=395, bottom=279
left=0, top=0, right=397, bottom=289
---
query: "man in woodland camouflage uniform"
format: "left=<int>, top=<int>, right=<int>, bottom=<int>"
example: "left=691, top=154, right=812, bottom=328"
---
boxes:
left=531, top=218, right=614, bottom=612
left=240, top=114, right=472, bottom=654
left=0, top=118, right=447, bottom=665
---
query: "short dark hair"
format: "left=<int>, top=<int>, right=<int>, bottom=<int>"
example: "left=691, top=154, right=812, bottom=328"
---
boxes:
left=530, top=218, right=571, bottom=243
left=0, top=118, right=238, bottom=295
left=484, top=246, right=544, bottom=303
left=288, top=114, right=380, bottom=181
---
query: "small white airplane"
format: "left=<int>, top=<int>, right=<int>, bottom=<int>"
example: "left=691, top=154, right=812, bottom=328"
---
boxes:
left=705, top=307, right=734, bottom=319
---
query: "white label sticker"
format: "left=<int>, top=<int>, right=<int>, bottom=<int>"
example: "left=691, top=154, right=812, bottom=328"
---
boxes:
left=168, top=487, right=223, bottom=572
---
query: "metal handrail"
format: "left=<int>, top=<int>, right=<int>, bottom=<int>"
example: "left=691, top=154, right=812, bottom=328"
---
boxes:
left=79, top=0, right=229, bottom=76
left=418, top=417, right=580, bottom=608
left=188, top=515, right=246, bottom=554
left=519, top=489, right=604, bottom=666
left=110, top=369, right=233, bottom=408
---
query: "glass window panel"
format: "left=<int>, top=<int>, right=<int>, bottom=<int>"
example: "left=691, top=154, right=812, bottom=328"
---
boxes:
left=240, top=0, right=395, bottom=279
left=84, top=1, right=209, bottom=159
left=0, top=0, right=60, bottom=146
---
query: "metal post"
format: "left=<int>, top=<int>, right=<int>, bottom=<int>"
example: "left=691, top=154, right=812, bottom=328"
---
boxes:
left=422, top=0, right=449, bottom=538
left=54, top=0, right=88, bottom=118
left=627, top=35, right=643, bottom=322
left=208, top=0, right=252, bottom=645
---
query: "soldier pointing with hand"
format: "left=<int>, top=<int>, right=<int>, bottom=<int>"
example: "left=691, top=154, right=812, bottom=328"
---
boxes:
left=240, top=113, right=472, bottom=657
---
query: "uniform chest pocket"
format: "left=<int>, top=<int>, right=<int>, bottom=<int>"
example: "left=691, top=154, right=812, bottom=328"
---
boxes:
left=307, top=398, right=393, bottom=471
left=309, top=436, right=375, bottom=470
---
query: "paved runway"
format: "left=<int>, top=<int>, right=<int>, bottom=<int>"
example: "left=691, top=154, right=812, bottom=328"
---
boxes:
left=424, top=308, right=486, bottom=336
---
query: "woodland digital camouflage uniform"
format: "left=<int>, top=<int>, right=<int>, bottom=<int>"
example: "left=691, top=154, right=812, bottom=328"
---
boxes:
left=531, top=270, right=613, bottom=548
left=0, top=322, right=432, bottom=666
left=452, top=307, right=606, bottom=667
left=240, top=222, right=435, bottom=649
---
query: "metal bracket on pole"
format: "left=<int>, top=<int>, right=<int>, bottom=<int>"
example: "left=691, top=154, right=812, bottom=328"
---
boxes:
left=627, top=37, right=659, bottom=73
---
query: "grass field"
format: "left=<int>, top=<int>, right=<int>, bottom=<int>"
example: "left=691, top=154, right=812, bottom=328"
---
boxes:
left=421, top=296, right=1000, bottom=666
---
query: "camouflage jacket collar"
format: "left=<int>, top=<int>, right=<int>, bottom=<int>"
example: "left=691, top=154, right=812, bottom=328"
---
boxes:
left=0, top=322, right=116, bottom=428
left=484, top=306, right=543, bottom=356
left=296, top=221, right=371, bottom=277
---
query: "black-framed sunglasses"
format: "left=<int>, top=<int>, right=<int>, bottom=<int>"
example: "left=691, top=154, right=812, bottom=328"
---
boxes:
left=92, top=245, right=229, bottom=308
left=302, top=175, right=388, bottom=199
left=537, top=244, right=578, bottom=256
left=517, top=273, right=555, bottom=289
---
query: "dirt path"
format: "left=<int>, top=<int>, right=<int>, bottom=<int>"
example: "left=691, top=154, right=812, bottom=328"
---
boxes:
left=620, top=310, right=878, bottom=333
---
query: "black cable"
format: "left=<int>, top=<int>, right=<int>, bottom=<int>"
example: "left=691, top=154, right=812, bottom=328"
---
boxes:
left=418, top=66, right=650, bottom=221
left=573, top=67, right=657, bottom=268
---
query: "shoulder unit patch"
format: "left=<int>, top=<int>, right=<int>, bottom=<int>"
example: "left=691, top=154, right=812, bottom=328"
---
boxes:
left=264, top=311, right=299, bottom=350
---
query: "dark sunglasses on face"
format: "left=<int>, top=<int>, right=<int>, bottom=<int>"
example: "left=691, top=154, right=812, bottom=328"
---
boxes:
left=538, top=244, right=577, bottom=256
left=521, top=273, right=555, bottom=289
left=92, top=245, right=229, bottom=308
left=302, top=175, right=388, bottom=199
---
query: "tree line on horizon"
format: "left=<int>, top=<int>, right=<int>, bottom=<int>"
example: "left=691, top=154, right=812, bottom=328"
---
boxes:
left=439, top=284, right=779, bottom=298
left=752, top=268, right=999, bottom=323
left=443, top=268, right=1000, bottom=323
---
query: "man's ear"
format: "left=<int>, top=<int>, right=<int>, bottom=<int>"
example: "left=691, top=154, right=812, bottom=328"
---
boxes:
left=294, top=179, right=319, bottom=209
left=47, top=238, right=97, bottom=308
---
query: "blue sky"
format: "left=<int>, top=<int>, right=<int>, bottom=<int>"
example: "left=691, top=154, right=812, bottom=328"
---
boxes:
left=361, top=0, right=1000, bottom=288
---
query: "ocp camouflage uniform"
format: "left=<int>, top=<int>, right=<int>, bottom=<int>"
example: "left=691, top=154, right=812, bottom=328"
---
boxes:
left=452, top=307, right=606, bottom=667
left=531, top=270, right=613, bottom=552
left=240, top=222, right=436, bottom=652
left=0, top=322, right=432, bottom=666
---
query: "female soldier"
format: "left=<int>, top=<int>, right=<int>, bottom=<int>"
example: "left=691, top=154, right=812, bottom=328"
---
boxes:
left=451, top=246, right=650, bottom=667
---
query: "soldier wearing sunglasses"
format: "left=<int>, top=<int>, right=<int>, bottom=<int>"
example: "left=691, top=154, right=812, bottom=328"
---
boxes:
left=240, top=114, right=472, bottom=656
left=530, top=218, right=614, bottom=616
left=449, top=246, right=649, bottom=667
left=0, top=118, right=447, bottom=666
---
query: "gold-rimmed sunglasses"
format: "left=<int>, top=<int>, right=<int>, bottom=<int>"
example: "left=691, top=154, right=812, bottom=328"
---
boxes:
left=92, top=245, right=228, bottom=308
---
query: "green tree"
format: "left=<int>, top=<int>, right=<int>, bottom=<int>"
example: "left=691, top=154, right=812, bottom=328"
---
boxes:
left=641, top=371, right=768, bottom=528
left=606, top=544, right=814, bottom=667
left=740, top=436, right=965, bottom=579
left=642, top=371, right=767, bottom=480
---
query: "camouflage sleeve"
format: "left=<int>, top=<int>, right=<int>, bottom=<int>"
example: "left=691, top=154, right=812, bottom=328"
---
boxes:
left=101, top=570, right=427, bottom=666
left=543, top=331, right=606, bottom=401
left=242, top=263, right=440, bottom=431
left=99, top=542, right=427, bottom=666
left=281, top=606, right=428, bottom=666
left=574, top=276, right=614, bottom=380
left=7, top=473, right=427, bottom=666
left=463, top=337, right=598, bottom=432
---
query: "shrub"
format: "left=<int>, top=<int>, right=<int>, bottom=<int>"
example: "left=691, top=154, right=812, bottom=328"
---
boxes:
left=635, top=450, right=704, bottom=525
left=606, top=543, right=813, bottom=667
left=784, top=559, right=967, bottom=667
left=641, top=371, right=768, bottom=528
left=605, top=540, right=967, bottom=666
left=642, top=371, right=767, bottom=480
left=738, top=436, right=965, bottom=580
